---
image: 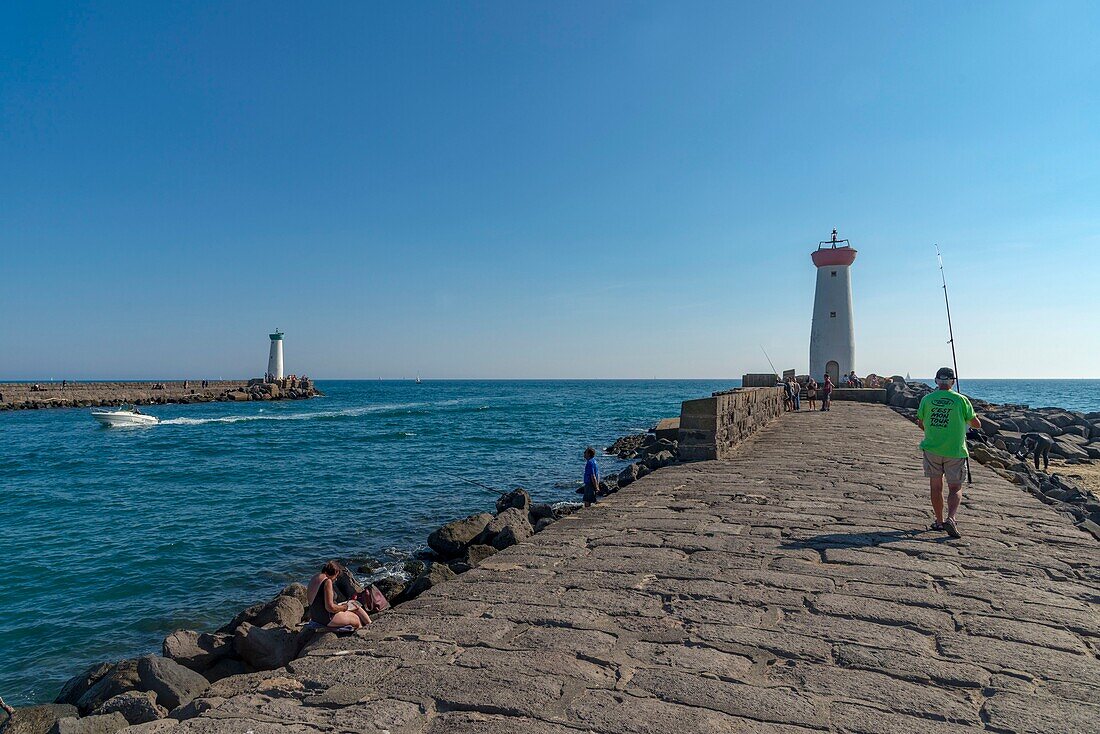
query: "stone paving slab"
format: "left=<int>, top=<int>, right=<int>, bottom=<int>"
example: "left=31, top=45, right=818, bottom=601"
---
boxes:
left=159, top=403, right=1100, bottom=733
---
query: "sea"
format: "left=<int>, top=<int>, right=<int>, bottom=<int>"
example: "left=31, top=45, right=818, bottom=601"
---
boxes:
left=1, top=378, right=1097, bottom=705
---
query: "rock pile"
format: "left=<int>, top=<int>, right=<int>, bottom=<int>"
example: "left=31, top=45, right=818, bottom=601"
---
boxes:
left=606, top=433, right=647, bottom=458
left=885, top=376, right=933, bottom=411
left=42, top=582, right=324, bottom=733
left=395, top=487, right=580, bottom=605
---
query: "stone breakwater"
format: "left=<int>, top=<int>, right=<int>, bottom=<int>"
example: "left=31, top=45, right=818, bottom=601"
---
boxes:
left=0, top=380, right=322, bottom=412
left=10, top=402, right=1098, bottom=733
left=887, top=379, right=1100, bottom=540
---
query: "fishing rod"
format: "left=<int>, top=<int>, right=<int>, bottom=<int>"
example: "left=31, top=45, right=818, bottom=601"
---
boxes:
left=439, top=469, right=509, bottom=497
left=936, top=244, right=972, bottom=485
left=760, top=345, right=779, bottom=379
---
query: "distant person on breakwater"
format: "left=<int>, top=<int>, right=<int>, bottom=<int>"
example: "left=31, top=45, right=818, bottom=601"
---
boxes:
left=1017, top=432, right=1053, bottom=471
left=780, top=378, right=794, bottom=412
left=583, top=447, right=600, bottom=508
left=805, top=378, right=818, bottom=410
left=917, top=367, right=981, bottom=539
left=307, top=560, right=372, bottom=629
left=820, top=375, right=833, bottom=411
left=791, top=377, right=801, bottom=411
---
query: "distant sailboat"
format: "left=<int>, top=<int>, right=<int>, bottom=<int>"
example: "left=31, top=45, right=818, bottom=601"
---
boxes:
left=905, top=372, right=911, bottom=381
left=415, top=374, right=422, bottom=384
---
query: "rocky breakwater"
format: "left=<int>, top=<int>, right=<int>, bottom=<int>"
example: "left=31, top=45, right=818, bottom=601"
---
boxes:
left=0, top=378, right=321, bottom=412
left=887, top=378, right=1100, bottom=540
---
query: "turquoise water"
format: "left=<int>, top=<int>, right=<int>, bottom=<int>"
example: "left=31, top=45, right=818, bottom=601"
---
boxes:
left=1, top=377, right=1095, bottom=705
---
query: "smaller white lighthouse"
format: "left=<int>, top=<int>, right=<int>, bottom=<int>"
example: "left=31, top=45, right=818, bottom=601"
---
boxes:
left=267, top=330, right=284, bottom=381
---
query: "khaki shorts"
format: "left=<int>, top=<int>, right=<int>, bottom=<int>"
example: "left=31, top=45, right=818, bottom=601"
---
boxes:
left=923, top=451, right=966, bottom=485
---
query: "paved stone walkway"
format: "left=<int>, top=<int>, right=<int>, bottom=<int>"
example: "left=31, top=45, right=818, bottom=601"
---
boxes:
left=166, top=403, right=1100, bottom=733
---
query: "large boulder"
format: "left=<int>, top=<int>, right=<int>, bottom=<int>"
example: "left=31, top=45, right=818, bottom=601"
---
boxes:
left=492, top=523, right=532, bottom=550
left=1052, top=439, right=1090, bottom=461
left=1047, top=412, right=1079, bottom=429
left=162, top=631, right=233, bottom=673
left=217, top=601, right=264, bottom=634
left=645, top=450, right=674, bottom=471
left=250, top=593, right=305, bottom=628
left=56, top=664, right=113, bottom=707
left=136, top=656, right=208, bottom=711
left=96, top=691, right=167, bottom=725
left=1061, top=425, right=1091, bottom=439
left=278, top=583, right=309, bottom=608
left=1056, top=433, right=1089, bottom=446
left=617, top=463, right=640, bottom=488
left=528, top=503, right=555, bottom=524
left=75, top=660, right=141, bottom=715
left=398, top=562, right=456, bottom=603
left=976, top=415, right=1000, bottom=436
left=427, top=513, right=493, bottom=559
left=373, top=575, right=406, bottom=602
left=3, top=704, right=78, bottom=734
left=232, top=623, right=299, bottom=671
left=479, top=507, right=533, bottom=550
left=495, top=488, right=531, bottom=514
left=48, top=713, right=129, bottom=734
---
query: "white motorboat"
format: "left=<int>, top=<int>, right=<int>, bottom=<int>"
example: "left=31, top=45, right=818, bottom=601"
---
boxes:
left=91, top=407, right=159, bottom=427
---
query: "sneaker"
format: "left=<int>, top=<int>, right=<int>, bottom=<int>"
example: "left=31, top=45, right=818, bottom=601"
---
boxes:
left=944, top=518, right=962, bottom=539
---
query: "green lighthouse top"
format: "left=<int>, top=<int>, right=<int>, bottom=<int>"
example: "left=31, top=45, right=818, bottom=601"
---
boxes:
left=269, top=330, right=283, bottom=341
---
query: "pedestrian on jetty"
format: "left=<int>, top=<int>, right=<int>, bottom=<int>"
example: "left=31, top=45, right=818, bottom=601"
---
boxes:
left=917, top=367, right=980, bottom=539
left=781, top=378, right=794, bottom=412
left=791, top=377, right=801, bottom=411
left=821, top=375, right=833, bottom=411
left=583, top=447, right=600, bottom=508
left=307, top=560, right=372, bottom=629
left=1017, top=432, right=1053, bottom=471
left=805, top=377, right=818, bottom=410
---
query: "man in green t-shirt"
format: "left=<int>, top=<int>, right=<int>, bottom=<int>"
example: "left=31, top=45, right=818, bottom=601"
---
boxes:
left=916, top=367, right=981, bottom=538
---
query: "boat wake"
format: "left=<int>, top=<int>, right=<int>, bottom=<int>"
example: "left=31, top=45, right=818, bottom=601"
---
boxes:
left=158, top=402, right=429, bottom=426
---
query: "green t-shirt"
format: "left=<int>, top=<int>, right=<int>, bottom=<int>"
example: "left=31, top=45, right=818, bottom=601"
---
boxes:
left=917, top=389, right=976, bottom=459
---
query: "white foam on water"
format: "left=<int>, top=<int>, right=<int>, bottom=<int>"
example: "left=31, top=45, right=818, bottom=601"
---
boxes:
left=157, top=402, right=430, bottom=426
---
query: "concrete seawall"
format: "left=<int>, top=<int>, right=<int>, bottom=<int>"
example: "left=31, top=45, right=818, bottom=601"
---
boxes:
left=0, top=380, right=320, bottom=411
left=678, top=387, right=785, bottom=461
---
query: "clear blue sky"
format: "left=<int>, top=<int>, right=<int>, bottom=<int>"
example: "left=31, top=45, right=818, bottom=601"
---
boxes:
left=2, top=2, right=1097, bottom=379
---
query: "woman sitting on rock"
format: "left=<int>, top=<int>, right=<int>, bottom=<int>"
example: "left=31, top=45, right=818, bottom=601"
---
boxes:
left=307, top=560, right=372, bottom=629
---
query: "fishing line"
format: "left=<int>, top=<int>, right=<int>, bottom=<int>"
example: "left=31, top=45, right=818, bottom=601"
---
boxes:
left=936, top=245, right=972, bottom=485
left=438, top=469, right=509, bottom=496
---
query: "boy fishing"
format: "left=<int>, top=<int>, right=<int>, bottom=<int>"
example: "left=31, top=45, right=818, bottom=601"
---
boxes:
left=582, top=447, right=600, bottom=508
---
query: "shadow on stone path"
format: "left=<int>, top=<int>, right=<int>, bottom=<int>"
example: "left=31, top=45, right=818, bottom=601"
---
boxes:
left=161, top=402, right=1100, bottom=733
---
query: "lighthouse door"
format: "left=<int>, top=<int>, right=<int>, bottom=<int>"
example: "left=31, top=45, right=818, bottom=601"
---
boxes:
left=826, top=360, right=840, bottom=383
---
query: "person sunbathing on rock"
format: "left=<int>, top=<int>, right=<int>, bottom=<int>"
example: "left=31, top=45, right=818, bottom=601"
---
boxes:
left=307, top=560, right=372, bottom=629
left=1016, top=432, right=1053, bottom=471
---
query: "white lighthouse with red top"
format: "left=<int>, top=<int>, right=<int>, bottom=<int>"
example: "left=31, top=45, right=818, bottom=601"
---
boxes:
left=809, top=229, right=857, bottom=384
